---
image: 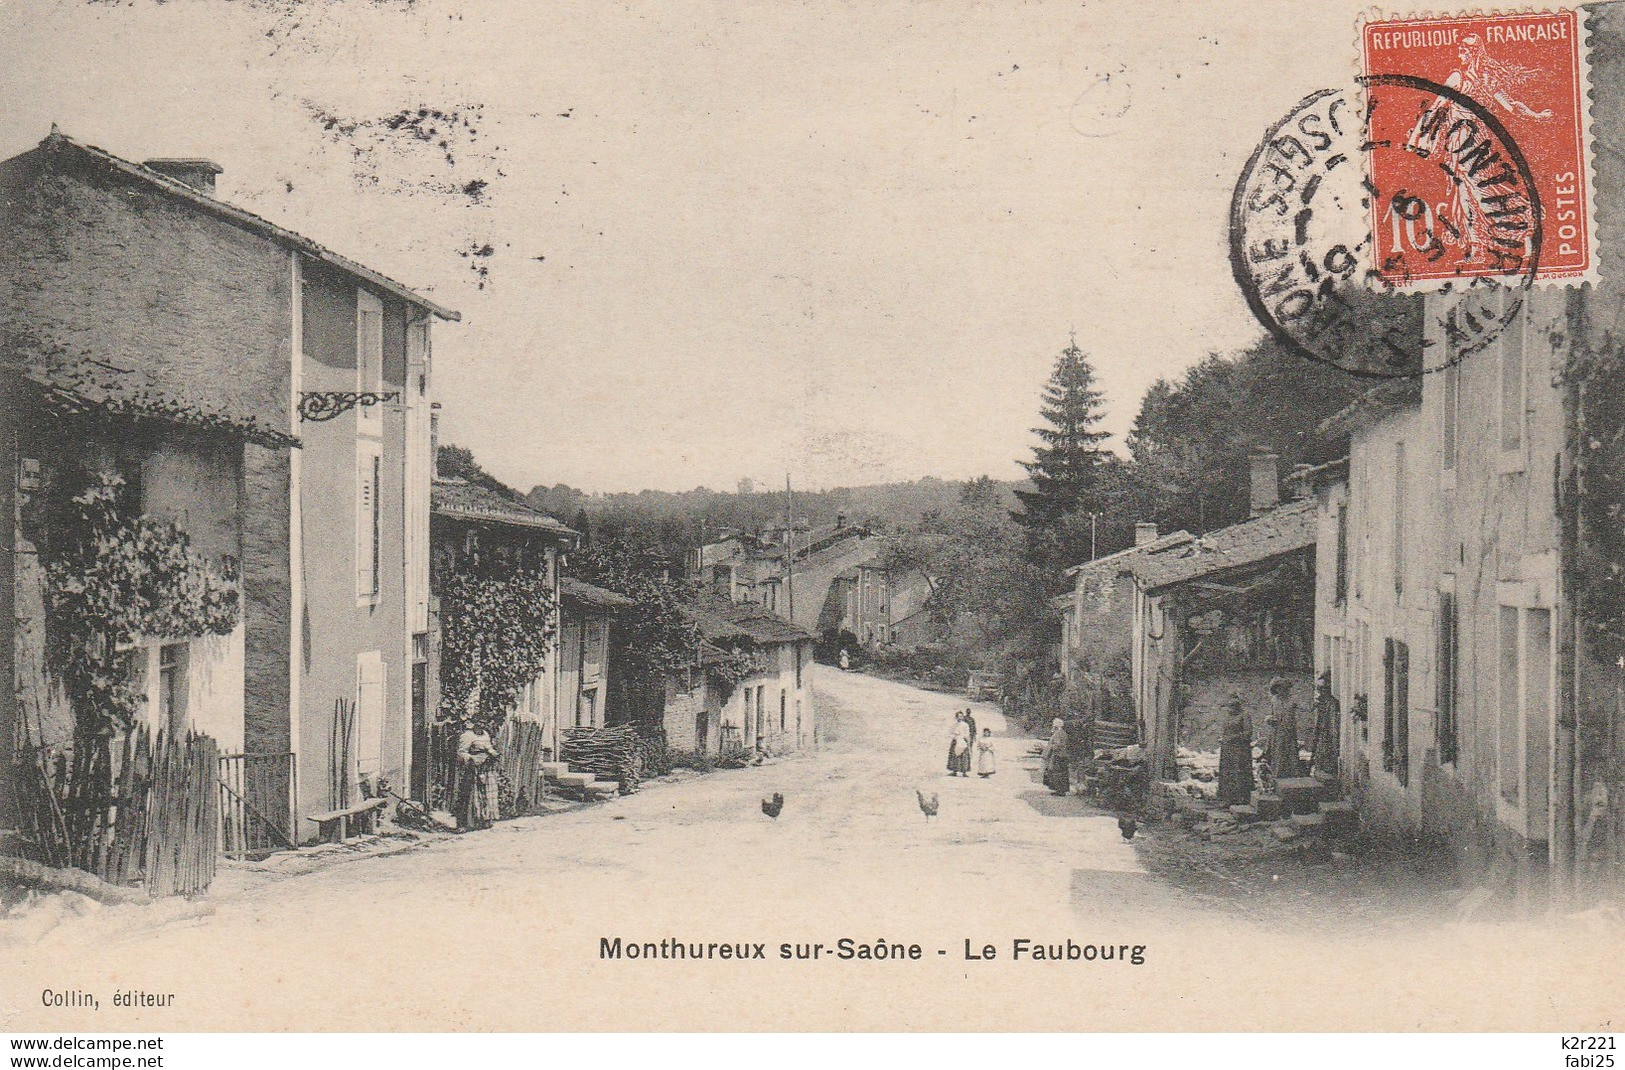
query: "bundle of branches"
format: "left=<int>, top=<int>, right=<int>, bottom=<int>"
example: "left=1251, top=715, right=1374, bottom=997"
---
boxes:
left=561, top=725, right=641, bottom=793
left=496, top=718, right=551, bottom=815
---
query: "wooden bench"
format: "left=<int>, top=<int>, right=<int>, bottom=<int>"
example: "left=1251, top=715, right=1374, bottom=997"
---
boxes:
left=306, top=798, right=388, bottom=844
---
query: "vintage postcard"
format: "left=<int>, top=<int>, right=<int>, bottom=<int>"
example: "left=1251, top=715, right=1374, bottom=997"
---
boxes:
left=2, top=0, right=1624, bottom=1039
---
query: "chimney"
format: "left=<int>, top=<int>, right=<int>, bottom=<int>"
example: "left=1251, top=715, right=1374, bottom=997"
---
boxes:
left=1249, top=450, right=1280, bottom=516
left=836, top=512, right=847, bottom=530
left=142, top=158, right=223, bottom=194
left=1135, top=522, right=1159, bottom=546
left=1287, top=463, right=1315, bottom=500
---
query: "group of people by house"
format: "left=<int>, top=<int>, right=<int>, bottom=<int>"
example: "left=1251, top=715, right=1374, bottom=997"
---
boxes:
left=1216, top=671, right=1342, bottom=807
left=946, top=709, right=997, bottom=779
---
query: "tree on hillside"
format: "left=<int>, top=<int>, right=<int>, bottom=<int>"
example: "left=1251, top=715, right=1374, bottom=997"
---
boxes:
left=438, top=444, right=524, bottom=499
left=901, top=477, right=1053, bottom=657
left=1012, top=339, right=1116, bottom=570
left=1126, top=337, right=1365, bottom=534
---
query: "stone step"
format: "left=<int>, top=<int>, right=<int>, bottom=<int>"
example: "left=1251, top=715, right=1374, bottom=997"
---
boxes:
left=1314, top=773, right=1344, bottom=796
left=1289, top=812, right=1326, bottom=830
left=1228, top=804, right=1259, bottom=823
left=555, top=771, right=595, bottom=789
left=1277, top=777, right=1329, bottom=815
left=1319, top=800, right=1358, bottom=835
left=583, top=780, right=620, bottom=797
left=1254, top=794, right=1284, bottom=821
left=540, top=762, right=571, bottom=780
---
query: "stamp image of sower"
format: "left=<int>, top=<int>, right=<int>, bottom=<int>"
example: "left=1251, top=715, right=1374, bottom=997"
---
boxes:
left=1363, top=10, right=1591, bottom=285
left=1230, top=75, right=1541, bottom=379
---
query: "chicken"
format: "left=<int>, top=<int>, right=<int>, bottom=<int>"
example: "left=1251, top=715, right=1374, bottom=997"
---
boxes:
left=761, top=792, right=783, bottom=820
left=916, top=788, right=939, bottom=821
left=1118, top=815, right=1137, bottom=841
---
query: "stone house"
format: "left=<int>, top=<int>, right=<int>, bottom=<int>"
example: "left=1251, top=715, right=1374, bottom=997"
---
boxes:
left=1129, top=461, right=1319, bottom=781
left=429, top=477, right=576, bottom=798
left=694, top=520, right=878, bottom=632
left=664, top=603, right=816, bottom=756
left=822, top=559, right=938, bottom=649
left=558, top=577, right=633, bottom=732
left=1, top=346, right=296, bottom=778
left=1057, top=523, right=1193, bottom=727
left=1303, top=5, right=1625, bottom=904
left=0, top=129, right=458, bottom=841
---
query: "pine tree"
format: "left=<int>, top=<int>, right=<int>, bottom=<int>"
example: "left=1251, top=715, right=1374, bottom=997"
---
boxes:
left=1012, top=338, right=1112, bottom=539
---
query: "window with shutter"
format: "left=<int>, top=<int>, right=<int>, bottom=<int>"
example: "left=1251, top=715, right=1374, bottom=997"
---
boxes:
left=357, top=442, right=382, bottom=602
left=355, top=651, right=385, bottom=779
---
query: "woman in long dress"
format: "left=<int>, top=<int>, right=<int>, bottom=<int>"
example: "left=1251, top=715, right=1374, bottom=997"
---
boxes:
left=976, top=727, right=997, bottom=778
left=1218, top=696, right=1254, bottom=806
left=946, top=714, right=971, bottom=777
left=1310, top=671, right=1340, bottom=778
left=1041, top=718, right=1070, bottom=796
left=455, top=718, right=501, bottom=831
left=1271, top=703, right=1304, bottom=780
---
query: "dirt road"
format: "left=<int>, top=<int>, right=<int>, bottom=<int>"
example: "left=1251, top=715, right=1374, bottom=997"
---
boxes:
left=1, top=666, right=1616, bottom=1031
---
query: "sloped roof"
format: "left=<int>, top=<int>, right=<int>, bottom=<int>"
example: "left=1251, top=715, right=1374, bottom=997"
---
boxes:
left=1065, top=529, right=1195, bottom=577
left=1318, top=378, right=1422, bottom=441
left=560, top=576, right=634, bottom=612
left=432, top=478, right=577, bottom=536
left=689, top=602, right=815, bottom=646
left=9, top=353, right=298, bottom=449
left=40, top=131, right=458, bottom=322
left=1130, top=498, right=1318, bottom=593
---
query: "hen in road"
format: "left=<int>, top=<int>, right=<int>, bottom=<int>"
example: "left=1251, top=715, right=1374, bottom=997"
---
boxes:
left=762, top=792, right=784, bottom=820
left=916, top=788, right=939, bottom=821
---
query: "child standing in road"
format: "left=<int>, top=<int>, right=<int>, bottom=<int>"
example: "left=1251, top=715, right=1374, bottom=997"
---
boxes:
left=976, top=727, right=997, bottom=778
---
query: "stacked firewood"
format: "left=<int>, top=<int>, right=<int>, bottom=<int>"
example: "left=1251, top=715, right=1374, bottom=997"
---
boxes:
left=497, top=718, right=551, bottom=815
left=560, top=725, right=641, bottom=794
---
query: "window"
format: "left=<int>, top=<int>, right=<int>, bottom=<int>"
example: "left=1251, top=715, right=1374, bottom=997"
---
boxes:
left=1334, top=502, right=1349, bottom=605
left=1498, top=606, right=1521, bottom=804
left=795, top=644, right=803, bottom=689
left=1382, top=638, right=1409, bottom=786
left=355, top=651, right=385, bottom=781
left=780, top=690, right=787, bottom=732
left=1436, top=582, right=1459, bottom=766
left=357, top=290, right=384, bottom=431
left=357, top=443, right=382, bottom=602
left=1393, top=442, right=1406, bottom=596
left=1500, top=293, right=1526, bottom=466
left=1498, top=598, right=1553, bottom=822
left=158, top=643, right=188, bottom=736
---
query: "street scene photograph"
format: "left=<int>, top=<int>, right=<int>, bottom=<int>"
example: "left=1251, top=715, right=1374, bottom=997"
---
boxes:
left=1, top=0, right=1624, bottom=1039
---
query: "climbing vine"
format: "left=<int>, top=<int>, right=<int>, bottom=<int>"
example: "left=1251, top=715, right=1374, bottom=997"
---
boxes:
left=438, top=567, right=557, bottom=724
left=41, top=473, right=239, bottom=738
left=1566, top=331, right=1625, bottom=665
left=706, top=643, right=766, bottom=693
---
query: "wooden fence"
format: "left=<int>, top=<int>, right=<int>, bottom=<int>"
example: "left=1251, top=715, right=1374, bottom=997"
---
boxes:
left=218, top=751, right=298, bottom=860
left=10, top=725, right=220, bottom=897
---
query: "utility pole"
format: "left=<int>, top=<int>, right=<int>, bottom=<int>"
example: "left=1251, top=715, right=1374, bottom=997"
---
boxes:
left=785, top=474, right=795, bottom=624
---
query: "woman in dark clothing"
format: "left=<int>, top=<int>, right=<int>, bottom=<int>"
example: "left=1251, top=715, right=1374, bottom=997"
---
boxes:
left=947, top=712, right=972, bottom=776
left=1218, top=695, right=1254, bottom=806
left=1310, top=670, right=1340, bottom=777
left=1041, top=718, right=1071, bottom=796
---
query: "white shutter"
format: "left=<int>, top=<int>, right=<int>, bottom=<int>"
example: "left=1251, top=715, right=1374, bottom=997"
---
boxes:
left=356, top=446, right=380, bottom=599
left=356, top=289, right=384, bottom=431
left=356, top=651, right=386, bottom=778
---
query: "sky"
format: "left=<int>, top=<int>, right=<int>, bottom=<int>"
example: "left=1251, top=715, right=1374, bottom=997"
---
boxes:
left=0, top=0, right=1381, bottom=493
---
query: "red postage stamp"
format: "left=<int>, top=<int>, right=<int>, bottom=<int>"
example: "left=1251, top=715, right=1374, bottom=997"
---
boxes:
left=1361, top=10, right=1591, bottom=285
